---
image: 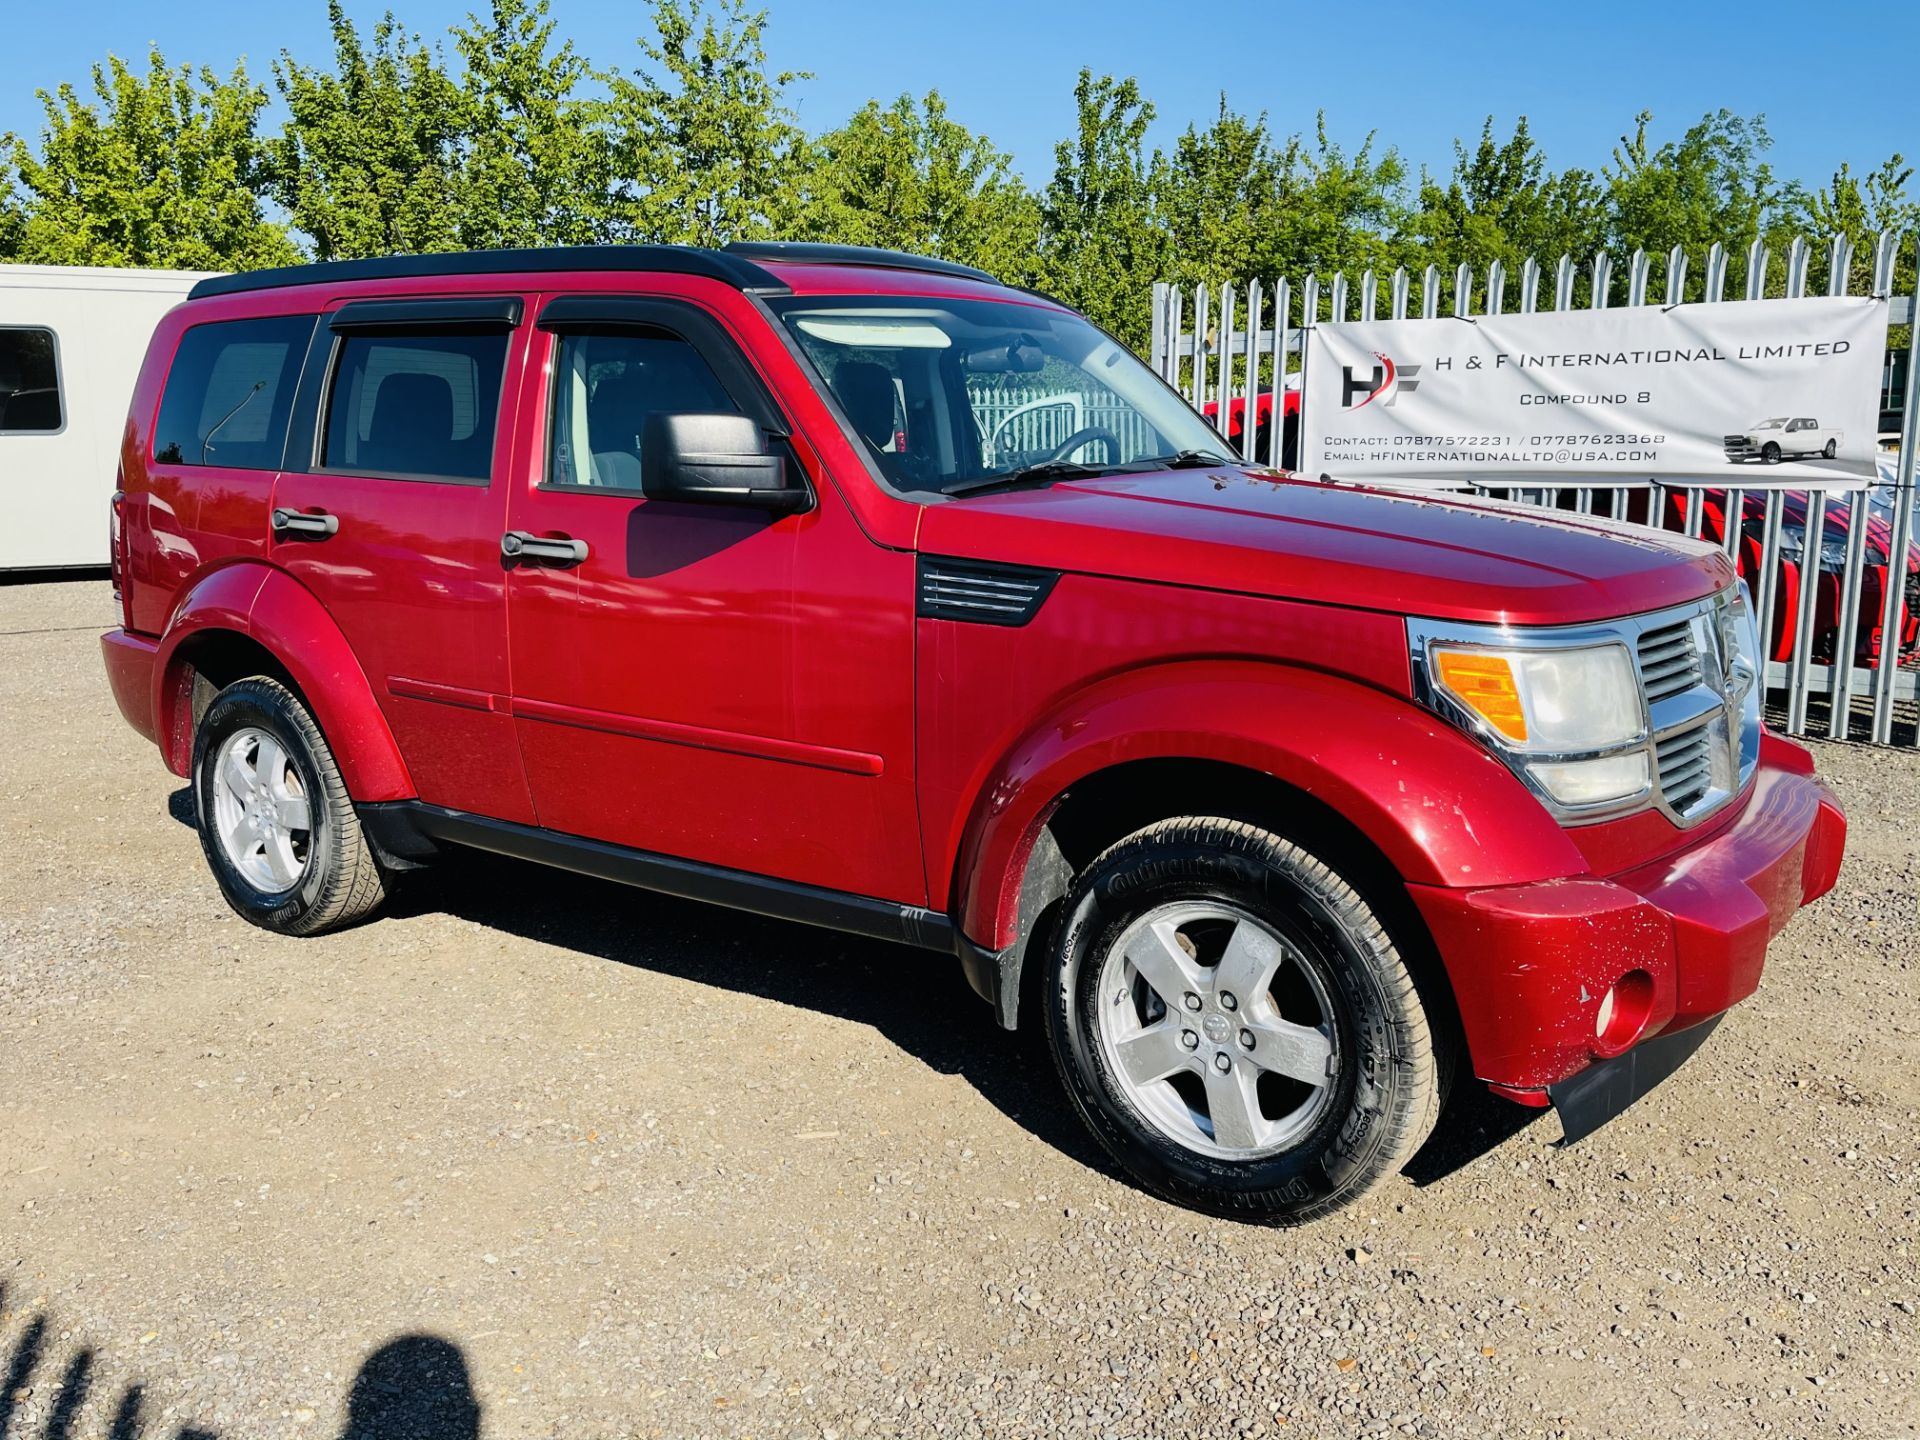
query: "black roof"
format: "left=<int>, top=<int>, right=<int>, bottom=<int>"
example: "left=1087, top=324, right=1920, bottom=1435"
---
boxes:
left=186, top=242, right=999, bottom=301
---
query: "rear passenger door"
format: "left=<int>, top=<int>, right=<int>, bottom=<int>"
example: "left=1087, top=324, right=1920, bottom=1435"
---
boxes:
left=270, top=295, right=536, bottom=825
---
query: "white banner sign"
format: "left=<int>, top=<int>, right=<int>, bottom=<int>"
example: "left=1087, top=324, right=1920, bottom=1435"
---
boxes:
left=1301, top=295, right=1889, bottom=487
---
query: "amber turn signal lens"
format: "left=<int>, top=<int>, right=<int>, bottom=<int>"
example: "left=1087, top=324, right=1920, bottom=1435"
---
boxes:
left=1433, top=649, right=1528, bottom=743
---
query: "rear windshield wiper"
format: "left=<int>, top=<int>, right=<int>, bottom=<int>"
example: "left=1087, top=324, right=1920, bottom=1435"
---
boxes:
left=941, top=460, right=1106, bottom=498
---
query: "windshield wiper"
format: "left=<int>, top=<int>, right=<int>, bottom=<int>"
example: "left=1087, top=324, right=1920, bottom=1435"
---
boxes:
left=941, top=460, right=1105, bottom=497
left=1118, top=448, right=1237, bottom=471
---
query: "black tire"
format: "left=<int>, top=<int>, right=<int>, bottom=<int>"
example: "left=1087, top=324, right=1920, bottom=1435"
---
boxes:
left=1823, top=438, right=1837, bottom=459
left=1762, top=441, right=1782, bottom=464
left=192, top=677, right=388, bottom=935
left=1043, top=818, right=1447, bottom=1224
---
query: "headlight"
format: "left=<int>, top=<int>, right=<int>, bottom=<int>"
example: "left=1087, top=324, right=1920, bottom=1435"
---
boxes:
left=1778, top=529, right=1850, bottom=572
left=1424, top=639, right=1650, bottom=813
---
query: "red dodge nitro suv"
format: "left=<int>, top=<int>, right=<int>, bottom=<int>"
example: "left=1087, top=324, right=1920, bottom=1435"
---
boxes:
left=100, top=243, right=1846, bottom=1223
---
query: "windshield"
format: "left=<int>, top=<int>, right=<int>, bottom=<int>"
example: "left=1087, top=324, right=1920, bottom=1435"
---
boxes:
left=1754, top=418, right=1787, bottom=428
left=767, top=294, right=1229, bottom=496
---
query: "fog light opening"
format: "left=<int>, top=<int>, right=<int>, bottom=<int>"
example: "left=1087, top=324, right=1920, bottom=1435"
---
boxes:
left=1594, top=970, right=1655, bottom=1056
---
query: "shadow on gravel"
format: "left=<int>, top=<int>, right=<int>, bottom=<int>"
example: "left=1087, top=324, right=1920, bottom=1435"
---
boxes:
left=388, top=850, right=1120, bottom=1182
left=0, top=1283, right=480, bottom=1440
left=1403, top=1076, right=1549, bottom=1186
left=164, top=788, right=1525, bottom=1205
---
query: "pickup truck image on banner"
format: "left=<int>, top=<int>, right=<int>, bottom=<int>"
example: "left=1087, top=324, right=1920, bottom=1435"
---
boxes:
left=1300, top=294, right=1889, bottom=487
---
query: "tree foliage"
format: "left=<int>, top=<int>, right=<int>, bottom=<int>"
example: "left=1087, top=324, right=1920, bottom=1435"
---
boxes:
left=452, top=0, right=613, bottom=247
left=2, top=0, right=1914, bottom=353
left=268, top=3, right=468, bottom=260
left=1038, top=71, right=1165, bottom=348
left=0, top=49, right=295, bottom=269
left=604, top=0, right=809, bottom=246
left=803, top=91, right=1040, bottom=279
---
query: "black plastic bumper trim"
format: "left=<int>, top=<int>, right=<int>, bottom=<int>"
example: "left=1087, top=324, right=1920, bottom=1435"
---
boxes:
left=1548, top=1014, right=1724, bottom=1146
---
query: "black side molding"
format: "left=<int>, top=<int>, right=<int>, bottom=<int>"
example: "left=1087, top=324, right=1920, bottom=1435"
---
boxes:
left=330, top=296, right=524, bottom=332
left=379, top=802, right=958, bottom=954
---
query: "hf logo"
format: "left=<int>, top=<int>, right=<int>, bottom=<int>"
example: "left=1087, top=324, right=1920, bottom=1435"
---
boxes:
left=1339, top=352, right=1421, bottom=410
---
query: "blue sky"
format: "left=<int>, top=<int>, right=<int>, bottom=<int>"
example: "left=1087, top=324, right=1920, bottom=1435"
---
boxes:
left=4, top=0, right=1916, bottom=194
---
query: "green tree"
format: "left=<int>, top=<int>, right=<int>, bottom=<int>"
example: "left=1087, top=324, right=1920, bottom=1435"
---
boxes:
left=1, top=48, right=295, bottom=270
left=1783, top=154, right=1919, bottom=293
left=1408, top=116, right=1605, bottom=302
left=802, top=91, right=1039, bottom=278
left=1605, top=109, right=1777, bottom=288
left=451, top=0, right=613, bottom=247
left=269, top=2, right=468, bottom=260
left=1150, top=100, right=1287, bottom=291
left=605, top=0, right=811, bottom=246
left=1038, top=71, right=1166, bottom=348
left=1256, top=118, right=1411, bottom=287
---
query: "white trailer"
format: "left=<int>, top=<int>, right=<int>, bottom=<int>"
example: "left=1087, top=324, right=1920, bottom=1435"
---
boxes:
left=1, top=265, right=215, bottom=570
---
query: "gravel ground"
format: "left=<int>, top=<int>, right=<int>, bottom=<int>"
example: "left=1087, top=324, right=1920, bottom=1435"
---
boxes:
left=2, top=577, right=1916, bottom=1440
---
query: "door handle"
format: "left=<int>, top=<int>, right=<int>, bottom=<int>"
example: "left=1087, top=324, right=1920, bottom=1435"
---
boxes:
left=502, top=530, right=589, bottom=566
left=271, top=508, right=339, bottom=539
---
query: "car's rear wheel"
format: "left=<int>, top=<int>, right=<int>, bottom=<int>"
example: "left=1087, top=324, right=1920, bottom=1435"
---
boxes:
left=193, top=676, right=388, bottom=935
left=1823, top=438, right=1837, bottom=459
left=1043, top=817, right=1447, bottom=1224
left=1763, top=441, right=1782, bottom=463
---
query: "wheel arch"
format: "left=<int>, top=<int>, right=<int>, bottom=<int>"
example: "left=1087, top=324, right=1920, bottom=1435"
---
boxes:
left=153, top=563, right=414, bottom=801
left=947, top=660, right=1586, bottom=1028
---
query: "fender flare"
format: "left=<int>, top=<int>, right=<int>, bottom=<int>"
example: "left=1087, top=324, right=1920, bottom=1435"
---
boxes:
left=153, top=562, right=415, bottom=801
left=950, top=659, right=1588, bottom=976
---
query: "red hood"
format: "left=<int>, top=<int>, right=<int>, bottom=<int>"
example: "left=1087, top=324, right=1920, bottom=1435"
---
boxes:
left=915, top=468, right=1734, bottom=626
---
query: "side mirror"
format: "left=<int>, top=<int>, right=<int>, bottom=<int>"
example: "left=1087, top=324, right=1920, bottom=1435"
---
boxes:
left=640, top=412, right=812, bottom=514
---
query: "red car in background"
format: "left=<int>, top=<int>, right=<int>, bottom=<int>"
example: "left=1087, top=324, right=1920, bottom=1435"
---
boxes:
left=1204, top=381, right=1301, bottom=469
left=1661, top=486, right=1919, bottom=666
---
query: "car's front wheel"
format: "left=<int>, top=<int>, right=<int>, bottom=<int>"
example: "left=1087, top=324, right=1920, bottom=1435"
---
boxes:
left=1763, top=441, right=1782, bottom=463
left=192, top=676, right=389, bottom=935
left=1043, top=817, right=1448, bottom=1224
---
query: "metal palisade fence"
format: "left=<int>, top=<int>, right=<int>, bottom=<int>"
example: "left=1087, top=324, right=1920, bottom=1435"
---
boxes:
left=1148, top=233, right=1920, bottom=747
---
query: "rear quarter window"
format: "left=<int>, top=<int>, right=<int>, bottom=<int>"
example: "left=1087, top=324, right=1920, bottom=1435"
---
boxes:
left=0, top=326, right=64, bottom=434
left=153, top=315, right=318, bottom=469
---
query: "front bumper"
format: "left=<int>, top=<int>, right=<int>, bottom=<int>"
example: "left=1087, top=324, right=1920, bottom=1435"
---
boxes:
left=1410, top=733, right=1845, bottom=1099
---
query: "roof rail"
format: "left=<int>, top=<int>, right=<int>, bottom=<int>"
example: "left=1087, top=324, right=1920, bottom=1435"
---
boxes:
left=186, top=245, right=785, bottom=301
left=722, top=242, right=998, bottom=285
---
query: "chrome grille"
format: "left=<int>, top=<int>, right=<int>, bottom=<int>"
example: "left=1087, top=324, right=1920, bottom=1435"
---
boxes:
left=1637, top=620, right=1703, bottom=702
left=1654, top=723, right=1714, bottom=815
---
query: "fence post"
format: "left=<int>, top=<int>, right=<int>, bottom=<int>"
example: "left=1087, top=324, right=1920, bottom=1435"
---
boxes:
left=1269, top=278, right=1291, bottom=468
left=1150, top=281, right=1169, bottom=377
left=1705, top=242, right=1727, bottom=303
left=1871, top=235, right=1920, bottom=742
left=1188, top=283, right=1208, bottom=409
left=1216, top=281, right=1236, bottom=423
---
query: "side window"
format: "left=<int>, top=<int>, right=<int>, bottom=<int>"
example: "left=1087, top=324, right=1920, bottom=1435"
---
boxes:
left=547, top=330, right=738, bottom=490
left=0, top=326, right=64, bottom=434
left=153, top=315, right=316, bottom=468
left=322, top=331, right=508, bottom=482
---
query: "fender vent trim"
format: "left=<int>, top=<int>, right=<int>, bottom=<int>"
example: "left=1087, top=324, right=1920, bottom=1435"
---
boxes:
left=916, top=557, right=1058, bottom=626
